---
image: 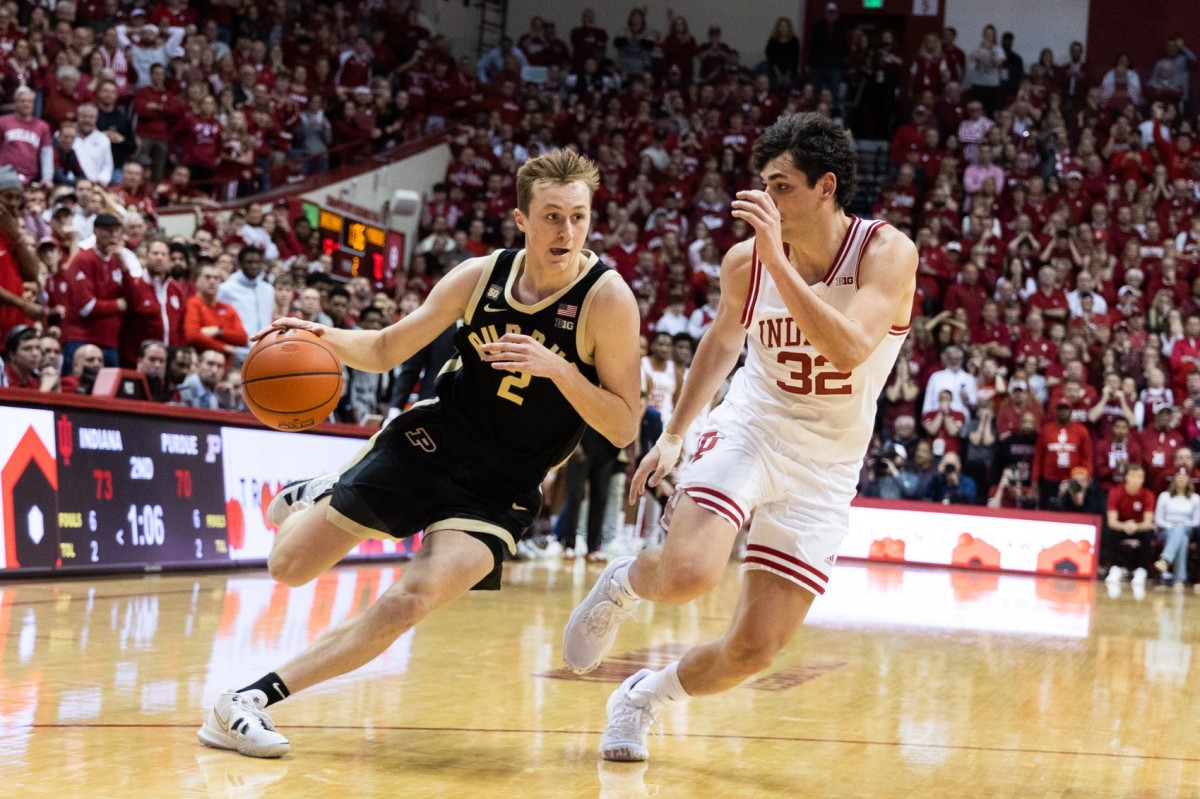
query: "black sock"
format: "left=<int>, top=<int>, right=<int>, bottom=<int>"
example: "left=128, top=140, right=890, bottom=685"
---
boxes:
left=237, top=671, right=291, bottom=707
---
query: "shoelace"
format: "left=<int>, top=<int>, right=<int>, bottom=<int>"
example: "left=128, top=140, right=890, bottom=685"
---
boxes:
left=610, top=694, right=661, bottom=741
left=583, top=588, right=636, bottom=636
left=231, top=696, right=278, bottom=732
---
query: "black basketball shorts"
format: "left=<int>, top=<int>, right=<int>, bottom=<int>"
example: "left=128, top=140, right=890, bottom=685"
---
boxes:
left=326, top=403, right=540, bottom=590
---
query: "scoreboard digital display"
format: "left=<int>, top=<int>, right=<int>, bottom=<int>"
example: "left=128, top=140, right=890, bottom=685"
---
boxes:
left=306, top=202, right=405, bottom=289
left=54, top=410, right=229, bottom=569
left=0, top=402, right=420, bottom=575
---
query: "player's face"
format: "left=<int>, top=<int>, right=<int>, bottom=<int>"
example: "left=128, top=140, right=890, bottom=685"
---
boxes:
left=759, top=154, right=834, bottom=239
left=515, top=180, right=592, bottom=271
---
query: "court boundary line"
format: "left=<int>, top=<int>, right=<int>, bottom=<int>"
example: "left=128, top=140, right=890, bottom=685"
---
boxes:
left=8, top=723, right=1199, bottom=764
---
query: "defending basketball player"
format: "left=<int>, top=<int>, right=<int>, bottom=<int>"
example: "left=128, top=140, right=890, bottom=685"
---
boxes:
left=198, top=149, right=642, bottom=758
left=561, top=113, right=918, bottom=761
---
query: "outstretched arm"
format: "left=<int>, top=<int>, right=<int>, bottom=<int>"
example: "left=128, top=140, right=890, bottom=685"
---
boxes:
left=255, top=260, right=484, bottom=373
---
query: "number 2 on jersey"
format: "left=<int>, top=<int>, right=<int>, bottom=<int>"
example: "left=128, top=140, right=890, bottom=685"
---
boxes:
left=498, top=371, right=532, bottom=404
left=776, top=352, right=852, bottom=395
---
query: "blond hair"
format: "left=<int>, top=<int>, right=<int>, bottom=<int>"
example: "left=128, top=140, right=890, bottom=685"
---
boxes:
left=515, top=149, right=600, bottom=214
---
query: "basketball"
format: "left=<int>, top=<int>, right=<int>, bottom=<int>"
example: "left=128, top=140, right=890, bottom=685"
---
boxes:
left=242, top=328, right=343, bottom=431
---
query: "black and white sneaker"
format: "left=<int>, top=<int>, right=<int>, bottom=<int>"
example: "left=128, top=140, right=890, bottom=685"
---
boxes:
left=197, top=691, right=290, bottom=758
left=266, top=472, right=338, bottom=527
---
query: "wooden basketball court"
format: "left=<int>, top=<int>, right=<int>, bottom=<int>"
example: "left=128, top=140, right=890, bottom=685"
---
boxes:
left=2, top=558, right=1197, bottom=798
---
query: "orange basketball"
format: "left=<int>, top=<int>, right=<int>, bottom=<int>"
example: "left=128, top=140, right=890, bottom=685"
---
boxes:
left=242, top=328, right=343, bottom=431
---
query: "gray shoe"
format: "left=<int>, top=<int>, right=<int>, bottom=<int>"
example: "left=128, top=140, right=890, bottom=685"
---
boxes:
left=562, top=556, right=638, bottom=674
left=267, top=472, right=338, bottom=527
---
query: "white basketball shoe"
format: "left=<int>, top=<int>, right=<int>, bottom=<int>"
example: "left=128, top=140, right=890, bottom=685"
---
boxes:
left=562, top=556, right=639, bottom=673
left=600, top=669, right=658, bottom=762
left=267, top=472, right=339, bottom=527
left=198, top=691, right=290, bottom=758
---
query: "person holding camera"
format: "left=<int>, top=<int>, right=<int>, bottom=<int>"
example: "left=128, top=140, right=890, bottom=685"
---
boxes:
left=863, top=443, right=907, bottom=499
left=1154, top=467, right=1200, bottom=588
left=926, top=451, right=977, bottom=504
left=987, top=463, right=1036, bottom=509
left=1053, top=466, right=1091, bottom=513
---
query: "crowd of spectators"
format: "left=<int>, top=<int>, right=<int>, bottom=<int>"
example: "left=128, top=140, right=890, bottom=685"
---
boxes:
left=0, top=1, right=1197, bottom=576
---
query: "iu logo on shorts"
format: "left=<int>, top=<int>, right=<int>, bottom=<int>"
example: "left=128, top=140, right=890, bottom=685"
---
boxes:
left=692, top=431, right=721, bottom=462
left=406, top=428, right=437, bottom=453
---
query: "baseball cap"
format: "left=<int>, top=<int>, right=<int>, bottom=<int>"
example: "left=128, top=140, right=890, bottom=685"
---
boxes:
left=1056, top=397, right=1071, bottom=408
left=1155, top=403, right=1175, bottom=414
left=36, top=235, right=56, bottom=250
left=1065, top=170, right=1083, bottom=180
left=94, top=213, right=123, bottom=228
left=946, top=241, right=962, bottom=252
left=1008, top=379, right=1028, bottom=391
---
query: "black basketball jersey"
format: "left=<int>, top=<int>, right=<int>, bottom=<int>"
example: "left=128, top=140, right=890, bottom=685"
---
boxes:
left=432, top=248, right=617, bottom=484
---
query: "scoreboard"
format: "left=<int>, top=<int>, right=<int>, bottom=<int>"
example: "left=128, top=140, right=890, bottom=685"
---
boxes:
left=304, top=201, right=405, bottom=289
left=54, top=410, right=228, bottom=569
left=0, top=402, right=419, bottom=574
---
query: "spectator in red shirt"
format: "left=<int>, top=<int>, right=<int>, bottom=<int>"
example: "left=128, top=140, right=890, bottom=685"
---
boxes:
left=943, top=261, right=988, bottom=325
left=119, top=239, right=186, bottom=368
left=1169, top=314, right=1200, bottom=398
left=1033, top=398, right=1093, bottom=509
left=1139, top=404, right=1186, bottom=492
left=1104, top=463, right=1156, bottom=584
left=184, top=262, right=248, bottom=364
left=0, top=87, right=53, bottom=185
left=2, top=325, right=50, bottom=390
left=0, top=166, right=44, bottom=340
left=132, top=63, right=179, bottom=182
left=1095, top=416, right=1142, bottom=492
left=1026, top=264, right=1069, bottom=323
left=173, top=94, right=223, bottom=187
left=61, top=213, right=127, bottom=367
left=922, top=388, right=966, bottom=457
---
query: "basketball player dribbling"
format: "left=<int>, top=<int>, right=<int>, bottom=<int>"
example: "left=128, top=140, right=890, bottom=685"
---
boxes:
left=562, top=113, right=918, bottom=762
left=197, top=149, right=642, bottom=758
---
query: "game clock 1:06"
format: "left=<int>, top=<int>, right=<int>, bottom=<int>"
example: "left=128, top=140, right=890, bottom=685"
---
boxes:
left=54, top=411, right=230, bottom=570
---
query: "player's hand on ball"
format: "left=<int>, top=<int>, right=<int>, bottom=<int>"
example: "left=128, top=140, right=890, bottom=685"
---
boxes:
left=629, top=432, right=683, bottom=504
left=252, top=317, right=329, bottom=342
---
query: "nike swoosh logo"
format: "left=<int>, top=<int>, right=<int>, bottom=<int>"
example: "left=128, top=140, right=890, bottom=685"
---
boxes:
left=482, top=304, right=506, bottom=313
left=272, top=682, right=286, bottom=700
left=512, top=503, right=527, bottom=511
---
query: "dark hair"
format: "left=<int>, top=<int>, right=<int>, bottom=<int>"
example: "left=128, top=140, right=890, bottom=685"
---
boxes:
left=751, top=113, right=859, bottom=209
left=329, top=286, right=351, bottom=301
left=360, top=305, right=384, bottom=320
left=5, top=325, right=37, bottom=354
left=237, top=244, right=264, bottom=263
left=671, top=332, right=694, bottom=347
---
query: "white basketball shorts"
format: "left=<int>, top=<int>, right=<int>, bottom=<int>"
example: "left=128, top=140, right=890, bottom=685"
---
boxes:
left=673, top=403, right=860, bottom=595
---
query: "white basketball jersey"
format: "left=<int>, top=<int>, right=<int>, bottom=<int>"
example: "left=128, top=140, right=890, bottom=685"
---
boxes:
left=641, top=356, right=678, bottom=424
left=723, top=216, right=909, bottom=463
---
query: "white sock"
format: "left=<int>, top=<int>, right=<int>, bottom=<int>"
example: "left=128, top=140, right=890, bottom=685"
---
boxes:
left=611, top=559, right=641, bottom=601
left=632, top=661, right=689, bottom=708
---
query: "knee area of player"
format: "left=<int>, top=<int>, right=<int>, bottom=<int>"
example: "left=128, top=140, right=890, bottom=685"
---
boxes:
left=657, top=561, right=722, bottom=603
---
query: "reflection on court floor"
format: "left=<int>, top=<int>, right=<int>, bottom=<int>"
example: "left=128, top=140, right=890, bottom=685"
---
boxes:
left=2, top=560, right=1200, bottom=797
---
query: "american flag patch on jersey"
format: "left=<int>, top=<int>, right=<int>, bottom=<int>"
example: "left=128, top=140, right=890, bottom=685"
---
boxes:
left=557, top=303, right=578, bottom=318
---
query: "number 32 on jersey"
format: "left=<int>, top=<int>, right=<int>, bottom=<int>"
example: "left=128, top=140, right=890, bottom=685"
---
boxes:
left=776, top=351, right=851, bottom=396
